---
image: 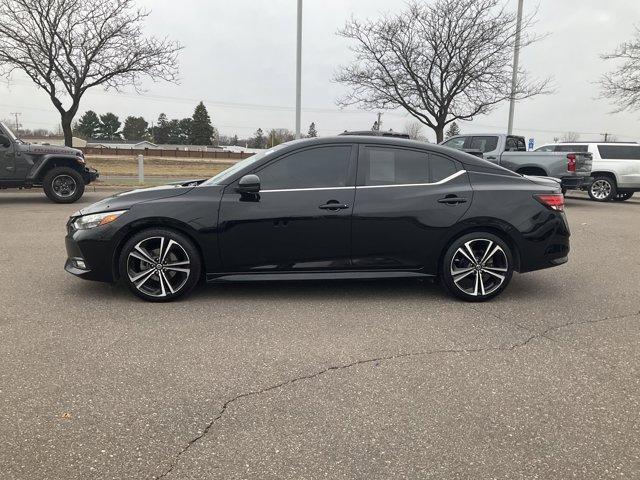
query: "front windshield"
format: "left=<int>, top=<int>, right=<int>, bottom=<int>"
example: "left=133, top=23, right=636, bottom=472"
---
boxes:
left=0, top=122, right=18, bottom=141
left=202, top=144, right=287, bottom=186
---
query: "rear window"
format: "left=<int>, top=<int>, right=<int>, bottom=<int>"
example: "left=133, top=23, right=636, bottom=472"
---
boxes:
left=597, top=145, right=640, bottom=160
left=470, top=136, right=498, bottom=153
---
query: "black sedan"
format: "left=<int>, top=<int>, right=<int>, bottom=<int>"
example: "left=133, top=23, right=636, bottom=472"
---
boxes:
left=65, top=136, right=569, bottom=302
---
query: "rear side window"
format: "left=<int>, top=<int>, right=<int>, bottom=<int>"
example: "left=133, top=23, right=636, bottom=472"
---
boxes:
left=358, top=147, right=458, bottom=186
left=470, top=136, right=498, bottom=153
left=258, top=146, right=352, bottom=190
left=597, top=145, right=640, bottom=160
left=555, top=144, right=588, bottom=152
left=505, top=137, right=526, bottom=151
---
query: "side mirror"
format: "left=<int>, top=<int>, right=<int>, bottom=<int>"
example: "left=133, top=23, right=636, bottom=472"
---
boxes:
left=238, top=174, right=260, bottom=194
left=0, top=134, right=10, bottom=148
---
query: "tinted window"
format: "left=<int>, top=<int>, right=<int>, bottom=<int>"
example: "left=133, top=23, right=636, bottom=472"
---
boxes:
left=258, top=146, right=352, bottom=190
left=430, top=154, right=457, bottom=182
left=443, top=137, right=466, bottom=150
left=358, top=147, right=457, bottom=186
left=597, top=145, right=640, bottom=160
left=505, top=137, right=525, bottom=151
left=470, top=136, right=498, bottom=153
left=555, top=144, right=588, bottom=152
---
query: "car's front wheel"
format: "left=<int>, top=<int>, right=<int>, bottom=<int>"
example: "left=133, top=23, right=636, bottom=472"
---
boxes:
left=119, top=229, right=201, bottom=302
left=441, top=232, right=514, bottom=302
left=588, top=175, right=617, bottom=202
left=43, top=167, right=85, bottom=203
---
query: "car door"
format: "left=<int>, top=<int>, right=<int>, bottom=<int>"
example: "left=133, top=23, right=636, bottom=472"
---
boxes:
left=218, top=144, right=356, bottom=272
left=596, top=144, right=640, bottom=188
left=0, top=135, right=15, bottom=179
left=351, top=145, right=473, bottom=271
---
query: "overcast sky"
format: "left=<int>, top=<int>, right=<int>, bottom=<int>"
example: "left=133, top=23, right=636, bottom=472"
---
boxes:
left=2, top=0, right=640, bottom=145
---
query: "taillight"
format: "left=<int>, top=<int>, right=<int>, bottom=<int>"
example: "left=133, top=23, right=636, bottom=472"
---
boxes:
left=567, top=154, right=576, bottom=172
left=534, top=194, right=565, bottom=212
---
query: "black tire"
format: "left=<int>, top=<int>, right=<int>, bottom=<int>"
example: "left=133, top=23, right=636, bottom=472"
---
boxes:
left=43, top=167, right=85, bottom=203
left=119, top=228, right=201, bottom=302
left=613, top=191, right=634, bottom=202
left=441, top=232, right=514, bottom=302
left=588, top=175, right=617, bottom=202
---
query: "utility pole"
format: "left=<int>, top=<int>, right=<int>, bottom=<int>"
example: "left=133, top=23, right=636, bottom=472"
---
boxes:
left=10, top=112, right=21, bottom=133
left=377, top=112, right=383, bottom=131
left=507, top=0, right=524, bottom=135
left=295, top=0, right=303, bottom=139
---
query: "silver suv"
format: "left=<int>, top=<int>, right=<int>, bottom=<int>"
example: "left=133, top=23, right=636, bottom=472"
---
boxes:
left=535, top=142, right=640, bottom=202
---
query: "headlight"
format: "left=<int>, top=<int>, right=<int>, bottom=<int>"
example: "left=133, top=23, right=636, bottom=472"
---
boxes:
left=73, top=210, right=127, bottom=230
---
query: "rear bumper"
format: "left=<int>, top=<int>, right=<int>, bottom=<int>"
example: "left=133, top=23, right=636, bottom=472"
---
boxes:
left=560, top=175, right=592, bottom=190
left=518, top=211, right=571, bottom=273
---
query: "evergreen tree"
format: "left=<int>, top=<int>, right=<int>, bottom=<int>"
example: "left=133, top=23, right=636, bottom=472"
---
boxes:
left=251, top=128, right=266, bottom=148
left=96, top=113, right=121, bottom=140
left=189, top=102, right=214, bottom=145
left=74, top=110, right=101, bottom=139
left=122, top=116, right=149, bottom=141
left=178, top=118, right=193, bottom=144
left=445, top=122, right=460, bottom=139
left=232, top=134, right=239, bottom=146
left=307, top=122, right=318, bottom=137
left=153, top=113, right=171, bottom=144
left=166, top=119, right=182, bottom=144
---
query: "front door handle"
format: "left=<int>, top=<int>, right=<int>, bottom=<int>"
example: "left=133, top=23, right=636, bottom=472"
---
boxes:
left=438, top=195, right=468, bottom=205
left=319, top=200, right=349, bottom=211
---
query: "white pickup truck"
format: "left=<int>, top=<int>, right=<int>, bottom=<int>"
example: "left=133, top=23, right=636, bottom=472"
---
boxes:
left=535, top=142, right=640, bottom=202
left=441, top=134, right=593, bottom=194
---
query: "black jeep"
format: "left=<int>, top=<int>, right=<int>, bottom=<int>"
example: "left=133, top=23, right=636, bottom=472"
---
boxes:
left=0, top=122, right=98, bottom=203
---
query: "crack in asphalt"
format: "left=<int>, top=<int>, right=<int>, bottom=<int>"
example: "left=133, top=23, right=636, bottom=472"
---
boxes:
left=154, top=309, right=640, bottom=479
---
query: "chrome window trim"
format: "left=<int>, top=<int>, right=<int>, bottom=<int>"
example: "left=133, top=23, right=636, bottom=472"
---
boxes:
left=356, top=169, right=466, bottom=189
left=261, top=186, right=355, bottom=193
left=258, top=170, right=466, bottom=193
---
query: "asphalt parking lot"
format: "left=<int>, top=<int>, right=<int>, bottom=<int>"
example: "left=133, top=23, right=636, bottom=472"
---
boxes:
left=1, top=189, right=639, bottom=479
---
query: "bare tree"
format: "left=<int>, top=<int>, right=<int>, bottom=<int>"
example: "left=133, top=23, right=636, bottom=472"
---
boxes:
left=335, top=0, right=549, bottom=142
left=0, top=0, right=181, bottom=146
left=600, top=28, right=640, bottom=112
left=560, top=131, right=580, bottom=142
left=405, top=121, right=425, bottom=141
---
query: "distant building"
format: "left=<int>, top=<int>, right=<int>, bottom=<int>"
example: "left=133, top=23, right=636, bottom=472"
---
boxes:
left=85, top=139, right=225, bottom=152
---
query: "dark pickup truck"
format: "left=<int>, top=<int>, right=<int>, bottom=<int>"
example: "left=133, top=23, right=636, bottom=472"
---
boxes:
left=0, top=122, right=98, bottom=203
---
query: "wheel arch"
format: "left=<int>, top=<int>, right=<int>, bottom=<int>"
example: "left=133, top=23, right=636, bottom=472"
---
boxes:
left=437, top=223, right=522, bottom=275
left=590, top=170, right=619, bottom=185
left=111, top=218, right=206, bottom=281
left=32, top=156, right=84, bottom=182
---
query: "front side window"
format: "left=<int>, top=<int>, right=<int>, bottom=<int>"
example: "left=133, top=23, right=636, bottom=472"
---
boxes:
left=257, top=145, right=352, bottom=190
left=597, top=145, right=640, bottom=160
left=358, top=147, right=458, bottom=186
left=443, top=137, right=466, bottom=150
left=470, top=136, right=498, bottom=153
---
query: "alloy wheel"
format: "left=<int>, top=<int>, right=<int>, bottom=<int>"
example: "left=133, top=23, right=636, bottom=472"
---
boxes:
left=590, top=179, right=612, bottom=200
left=52, top=174, right=77, bottom=198
left=450, top=239, right=509, bottom=297
left=126, top=236, right=191, bottom=298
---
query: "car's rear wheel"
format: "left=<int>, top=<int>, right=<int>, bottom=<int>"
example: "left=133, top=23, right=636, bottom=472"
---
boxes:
left=613, top=191, right=634, bottom=202
left=43, top=167, right=85, bottom=203
left=119, top=229, right=201, bottom=302
left=441, top=232, right=514, bottom=302
left=588, top=176, right=617, bottom=202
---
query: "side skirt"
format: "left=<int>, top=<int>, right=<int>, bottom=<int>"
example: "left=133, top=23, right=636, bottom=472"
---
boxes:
left=206, top=270, right=435, bottom=283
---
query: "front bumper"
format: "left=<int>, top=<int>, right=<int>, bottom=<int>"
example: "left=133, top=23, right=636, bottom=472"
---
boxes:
left=82, top=167, right=99, bottom=185
left=64, top=221, right=119, bottom=283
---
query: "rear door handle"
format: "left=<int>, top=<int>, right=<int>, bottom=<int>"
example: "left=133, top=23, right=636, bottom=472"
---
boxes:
left=438, top=196, right=468, bottom=205
left=319, top=200, right=349, bottom=211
